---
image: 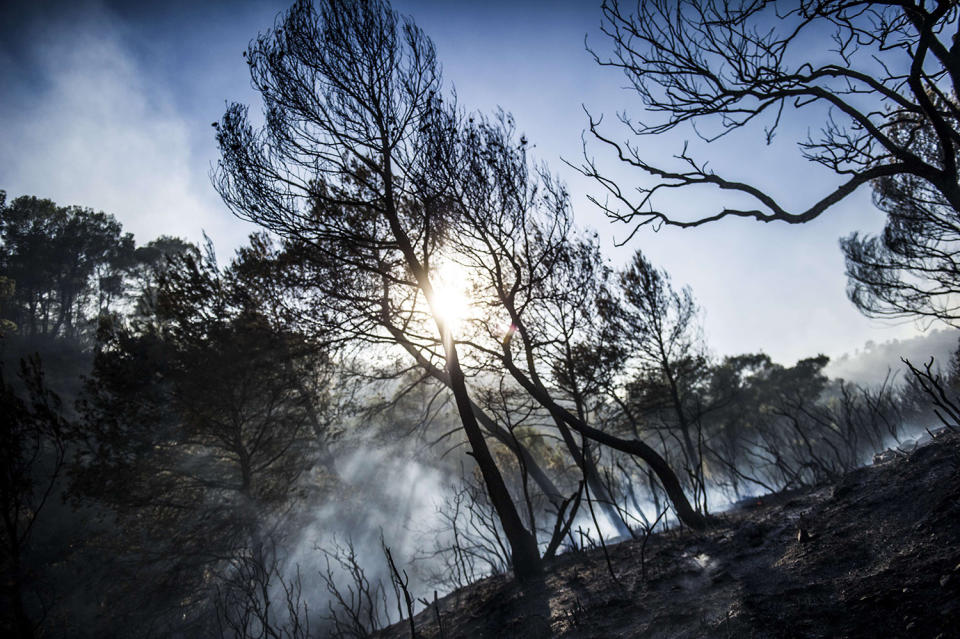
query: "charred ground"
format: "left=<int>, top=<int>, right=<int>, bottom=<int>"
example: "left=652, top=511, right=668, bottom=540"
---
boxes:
left=378, top=432, right=960, bottom=639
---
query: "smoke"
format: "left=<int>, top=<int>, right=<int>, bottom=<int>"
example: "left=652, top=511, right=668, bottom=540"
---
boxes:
left=825, top=328, right=960, bottom=388
left=289, top=443, right=451, bottom=566
left=268, top=436, right=461, bottom=632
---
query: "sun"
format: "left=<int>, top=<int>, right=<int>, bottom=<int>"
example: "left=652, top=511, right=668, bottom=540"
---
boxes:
left=428, top=261, right=473, bottom=334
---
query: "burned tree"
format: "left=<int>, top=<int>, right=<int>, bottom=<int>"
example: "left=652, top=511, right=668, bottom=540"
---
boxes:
left=842, top=104, right=960, bottom=325
left=213, top=0, right=541, bottom=579
left=581, top=0, right=960, bottom=233
left=610, top=250, right=711, bottom=510
left=73, top=241, right=334, bottom=632
left=579, top=0, right=960, bottom=444
left=444, top=114, right=707, bottom=530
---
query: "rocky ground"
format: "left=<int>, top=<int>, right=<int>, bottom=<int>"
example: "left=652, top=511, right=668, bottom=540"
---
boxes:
left=377, top=430, right=960, bottom=638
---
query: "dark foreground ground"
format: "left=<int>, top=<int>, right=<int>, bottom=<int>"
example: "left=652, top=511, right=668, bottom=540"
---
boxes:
left=378, top=432, right=960, bottom=638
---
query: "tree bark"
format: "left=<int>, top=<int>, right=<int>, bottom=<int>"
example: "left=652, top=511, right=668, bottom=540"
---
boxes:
left=445, top=346, right=542, bottom=580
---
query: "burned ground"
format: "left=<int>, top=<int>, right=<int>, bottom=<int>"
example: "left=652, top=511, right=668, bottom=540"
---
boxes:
left=378, top=432, right=960, bottom=638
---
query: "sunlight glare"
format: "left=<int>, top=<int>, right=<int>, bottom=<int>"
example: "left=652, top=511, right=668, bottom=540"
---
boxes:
left=429, top=262, right=472, bottom=334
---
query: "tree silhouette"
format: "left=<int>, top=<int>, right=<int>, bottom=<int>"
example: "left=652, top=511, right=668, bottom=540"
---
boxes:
left=609, top=250, right=712, bottom=510
left=213, top=0, right=541, bottom=579
left=581, top=0, right=960, bottom=235
left=0, top=195, right=134, bottom=340
left=444, top=114, right=707, bottom=530
left=842, top=101, right=960, bottom=325
left=73, top=242, right=333, bottom=631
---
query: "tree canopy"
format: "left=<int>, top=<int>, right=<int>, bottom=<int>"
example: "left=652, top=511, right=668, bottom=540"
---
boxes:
left=581, top=0, right=960, bottom=233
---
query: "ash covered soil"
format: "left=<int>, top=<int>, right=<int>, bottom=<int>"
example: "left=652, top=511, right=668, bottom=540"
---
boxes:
left=378, top=432, right=960, bottom=638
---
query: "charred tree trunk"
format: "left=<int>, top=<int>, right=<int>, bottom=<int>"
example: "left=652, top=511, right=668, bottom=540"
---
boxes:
left=552, top=413, right=633, bottom=538
left=444, top=345, right=542, bottom=581
left=383, top=319, right=565, bottom=508
left=383, top=196, right=542, bottom=581
left=502, top=354, right=707, bottom=531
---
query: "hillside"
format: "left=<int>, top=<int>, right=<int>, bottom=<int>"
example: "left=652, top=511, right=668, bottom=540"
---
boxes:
left=378, top=431, right=960, bottom=638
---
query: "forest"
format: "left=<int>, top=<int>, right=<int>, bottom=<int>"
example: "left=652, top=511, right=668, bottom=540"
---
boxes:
left=3, top=0, right=960, bottom=637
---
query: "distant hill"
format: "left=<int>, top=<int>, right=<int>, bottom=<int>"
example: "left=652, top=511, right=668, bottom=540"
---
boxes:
left=825, top=328, right=960, bottom=388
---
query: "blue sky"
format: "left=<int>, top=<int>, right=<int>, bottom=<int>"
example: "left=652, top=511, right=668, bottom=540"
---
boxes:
left=0, top=0, right=943, bottom=368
